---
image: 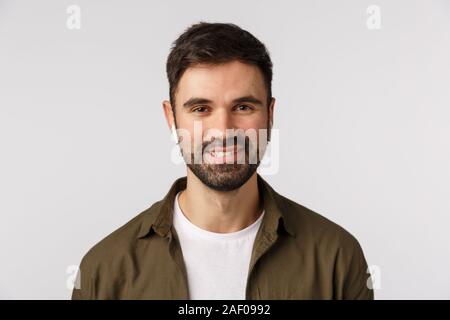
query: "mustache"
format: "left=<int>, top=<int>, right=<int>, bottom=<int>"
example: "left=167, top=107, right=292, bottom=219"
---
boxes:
left=202, top=135, right=249, bottom=152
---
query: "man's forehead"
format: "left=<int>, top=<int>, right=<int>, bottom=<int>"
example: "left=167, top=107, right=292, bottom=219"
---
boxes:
left=176, top=61, right=266, bottom=103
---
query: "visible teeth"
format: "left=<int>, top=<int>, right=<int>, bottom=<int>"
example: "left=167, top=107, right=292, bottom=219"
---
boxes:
left=212, top=151, right=233, bottom=157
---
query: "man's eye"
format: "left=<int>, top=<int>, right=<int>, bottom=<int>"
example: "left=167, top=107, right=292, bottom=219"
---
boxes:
left=235, top=104, right=252, bottom=111
left=192, top=106, right=208, bottom=113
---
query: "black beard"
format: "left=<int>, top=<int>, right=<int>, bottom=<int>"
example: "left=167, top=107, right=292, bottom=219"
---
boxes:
left=187, top=162, right=259, bottom=192
left=174, top=113, right=271, bottom=191
left=182, top=135, right=263, bottom=191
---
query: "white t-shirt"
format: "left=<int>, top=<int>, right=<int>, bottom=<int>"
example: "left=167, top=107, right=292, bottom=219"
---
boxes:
left=172, top=191, right=265, bottom=300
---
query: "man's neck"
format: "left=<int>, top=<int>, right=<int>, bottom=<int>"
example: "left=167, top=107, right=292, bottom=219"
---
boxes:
left=177, top=170, right=263, bottom=233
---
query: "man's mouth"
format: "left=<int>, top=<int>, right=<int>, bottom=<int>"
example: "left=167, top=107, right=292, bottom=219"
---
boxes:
left=210, top=145, right=240, bottom=156
left=205, top=145, right=245, bottom=163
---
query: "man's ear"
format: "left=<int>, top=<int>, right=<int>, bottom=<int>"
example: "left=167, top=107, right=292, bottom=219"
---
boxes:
left=162, top=100, right=175, bottom=131
left=268, top=97, right=275, bottom=141
left=269, top=97, right=275, bottom=127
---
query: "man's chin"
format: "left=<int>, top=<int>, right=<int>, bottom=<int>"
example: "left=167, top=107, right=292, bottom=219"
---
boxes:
left=186, top=163, right=259, bottom=192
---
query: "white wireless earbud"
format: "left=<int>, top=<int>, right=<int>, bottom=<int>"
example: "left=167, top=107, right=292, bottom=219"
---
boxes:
left=171, top=124, right=179, bottom=143
left=268, top=122, right=273, bottom=142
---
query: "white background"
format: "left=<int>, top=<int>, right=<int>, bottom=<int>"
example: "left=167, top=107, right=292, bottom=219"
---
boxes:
left=1, top=0, right=449, bottom=299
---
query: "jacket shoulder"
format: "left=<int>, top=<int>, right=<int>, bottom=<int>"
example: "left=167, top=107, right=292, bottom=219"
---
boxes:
left=86, top=201, right=161, bottom=260
left=278, top=194, right=373, bottom=299
left=278, top=194, right=363, bottom=250
left=72, top=200, right=162, bottom=299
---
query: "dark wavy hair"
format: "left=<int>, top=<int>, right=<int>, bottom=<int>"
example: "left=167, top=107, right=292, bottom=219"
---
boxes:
left=166, top=22, right=273, bottom=111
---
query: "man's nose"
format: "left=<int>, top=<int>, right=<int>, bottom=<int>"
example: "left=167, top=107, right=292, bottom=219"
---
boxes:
left=209, top=109, right=235, bottom=140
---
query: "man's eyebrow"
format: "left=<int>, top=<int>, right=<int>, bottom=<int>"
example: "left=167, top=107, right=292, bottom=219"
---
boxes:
left=182, top=95, right=264, bottom=108
left=232, top=96, right=264, bottom=106
left=182, top=97, right=214, bottom=108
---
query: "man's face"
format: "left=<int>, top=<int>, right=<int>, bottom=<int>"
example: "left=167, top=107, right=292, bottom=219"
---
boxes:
left=165, top=60, right=274, bottom=191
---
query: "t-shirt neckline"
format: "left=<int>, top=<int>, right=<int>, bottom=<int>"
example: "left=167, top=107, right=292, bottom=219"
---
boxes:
left=173, top=191, right=265, bottom=241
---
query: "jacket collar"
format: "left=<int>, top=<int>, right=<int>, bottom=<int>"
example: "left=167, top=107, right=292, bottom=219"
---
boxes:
left=137, top=174, right=296, bottom=239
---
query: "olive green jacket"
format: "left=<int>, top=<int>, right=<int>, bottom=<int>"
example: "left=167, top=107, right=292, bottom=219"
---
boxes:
left=72, top=174, right=374, bottom=300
